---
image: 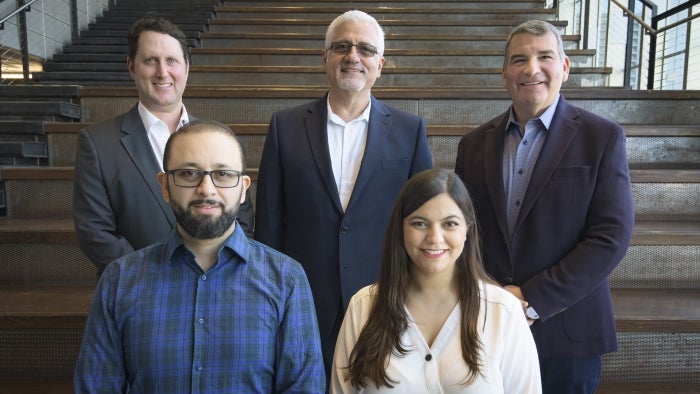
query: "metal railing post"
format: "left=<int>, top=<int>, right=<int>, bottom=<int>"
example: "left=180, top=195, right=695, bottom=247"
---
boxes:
left=70, top=0, right=79, bottom=40
left=16, top=0, right=30, bottom=81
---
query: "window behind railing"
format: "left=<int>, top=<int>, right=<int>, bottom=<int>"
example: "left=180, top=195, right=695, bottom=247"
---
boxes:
left=553, top=0, right=700, bottom=89
left=0, top=0, right=110, bottom=83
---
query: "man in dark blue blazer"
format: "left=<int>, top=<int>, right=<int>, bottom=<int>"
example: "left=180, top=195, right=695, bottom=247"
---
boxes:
left=73, top=17, right=253, bottom=277
left=254, top=10, right=433, bottom=378
left=455, top=20, right=634, bottom=393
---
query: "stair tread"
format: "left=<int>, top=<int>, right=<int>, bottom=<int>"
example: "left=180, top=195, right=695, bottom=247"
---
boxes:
left=75, top=85, right=700, bottom=100
left=597, top=383, right=700, bottom=393
left=3, top=166, right=697, bottom=183
left=0, top=218, right=696, bottom=244
left=41, top=121, right=700, bottom=137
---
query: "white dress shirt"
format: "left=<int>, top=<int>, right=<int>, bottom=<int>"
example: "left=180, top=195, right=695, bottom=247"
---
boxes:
left=138, top=102, right=190, bottom=170
left=326, top=97, right=370, bottom=211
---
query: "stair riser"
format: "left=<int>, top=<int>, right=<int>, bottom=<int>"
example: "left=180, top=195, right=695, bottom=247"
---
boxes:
left=1, top=327, right=697, bottom=382
left=39, top=52, right=596, bottom=70
left=1, top=242, right=696, bottom=288
left=79, top=97, right=700, bottom=126
left=611, top=245, right=700, bottom=289
left=0, top=329, right=82, bottom=380
left=47, top=133, right=698, bottom=171
left=191, top=53, right=593, bottom=68
left=218, top=1, right=548, bottom=9
left=199, top=37, right=581, bottom=50
left=3, top=179, right=696, bottom=221
left=0, top=244, right=95, bottom=286
left=213, top=11, right=554, bottom=20
left=207, top=24, right=544, bottom=35
left=602, top=332, right=700, bottom=384
left=186, top=71, right=607, bottom=88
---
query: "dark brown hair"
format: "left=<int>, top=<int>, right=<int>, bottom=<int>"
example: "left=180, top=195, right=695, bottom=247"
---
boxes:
left=162, top=120, right=246, bottom=173
left=127, top=15, right=190, bottom=64
left=346, top=168, right=496, bottom=389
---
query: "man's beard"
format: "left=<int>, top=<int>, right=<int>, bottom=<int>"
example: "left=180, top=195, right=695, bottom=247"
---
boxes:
left=171, top=198, right=239, bottom=240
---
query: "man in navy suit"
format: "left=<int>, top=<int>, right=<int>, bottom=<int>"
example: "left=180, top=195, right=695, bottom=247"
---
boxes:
left=456, top=20, right=634, bottom=393
left=254, top=10, right=433, bottom=379
left=73, top=16, right=253, bottom=277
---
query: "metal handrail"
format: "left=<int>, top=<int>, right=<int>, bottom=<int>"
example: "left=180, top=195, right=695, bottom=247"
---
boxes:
left=0, top=0, right=37, bottom=29
left=569, top=0, right=699, bottom=89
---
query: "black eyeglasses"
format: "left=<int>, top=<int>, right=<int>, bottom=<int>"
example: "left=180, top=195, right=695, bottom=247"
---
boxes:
left=165, top=169, right=242, bottom=188
left=328, top=41, right=379, bottom=57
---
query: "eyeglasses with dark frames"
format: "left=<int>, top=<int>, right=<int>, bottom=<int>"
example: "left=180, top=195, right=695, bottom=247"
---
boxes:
left=165, top=169, right=242, bottom=188
left=328, top=41, right=379, bottom=57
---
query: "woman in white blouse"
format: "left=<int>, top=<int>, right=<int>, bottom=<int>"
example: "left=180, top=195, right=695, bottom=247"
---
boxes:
left=331, top=169, right=541, bottom=393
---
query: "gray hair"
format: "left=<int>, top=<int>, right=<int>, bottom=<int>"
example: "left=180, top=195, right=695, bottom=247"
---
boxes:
left=324, top=10, right=385, bottom=56
left=504, top=20, right=566, bottom=66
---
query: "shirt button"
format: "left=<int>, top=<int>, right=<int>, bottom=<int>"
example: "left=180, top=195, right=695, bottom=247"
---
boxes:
left=198, top=318, right=205, bottom=324
left=515, top=200, right=521, bottom=206
left=340, top=226, right=349, bottom=234
left=201, top=275, right=207, bottom=281
left=425, top=354, right=433, bottom=361
left=523, top=139, right=528, bottom=145
left=196, top=364, right=203, bottom=371
left=518, top=168, right=524, bottom=175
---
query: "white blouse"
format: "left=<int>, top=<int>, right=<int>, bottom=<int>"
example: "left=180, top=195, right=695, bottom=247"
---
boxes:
left=330, top=282, right=542, bottom=393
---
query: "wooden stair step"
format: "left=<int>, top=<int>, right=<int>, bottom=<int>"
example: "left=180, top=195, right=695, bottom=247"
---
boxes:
left=1, top=286, right=696, bottom=331
left=0, top=286, right=94, bottom=329
left=0, top=380, right=73, bottom=394
left=41, top=121, right=700, bottom=137
left=0, top=102, right=80, bottom=119
left=1, top=218, right=696, bottom=246
left=597, top=383, right=700, bottom=393
left=213, top=5, right=556, bottom=16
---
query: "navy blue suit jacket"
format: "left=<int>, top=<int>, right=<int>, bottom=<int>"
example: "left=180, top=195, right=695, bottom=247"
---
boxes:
left=254, top=95, right=433, bottom=340
left=455, top=96, right=634, bottom=357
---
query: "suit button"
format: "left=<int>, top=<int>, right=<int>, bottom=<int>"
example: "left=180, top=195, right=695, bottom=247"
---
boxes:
left=504, top=276, right=514, bottom=284
left=340, top=226, right=349, bottom=234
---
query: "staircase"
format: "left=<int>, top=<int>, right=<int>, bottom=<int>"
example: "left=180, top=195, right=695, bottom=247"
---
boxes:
left=0, top=0, right=698, bottom=392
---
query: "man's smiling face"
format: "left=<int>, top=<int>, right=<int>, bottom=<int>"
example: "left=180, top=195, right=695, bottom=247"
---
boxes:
left=128, top=30, right=189, bottom=115
left=502, top=31, right=570, bottom=123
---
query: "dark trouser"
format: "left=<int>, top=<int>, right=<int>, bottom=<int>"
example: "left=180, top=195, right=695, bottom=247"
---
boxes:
left=539, top=354, right=602, bottom=394
left=321, top=301, right=345, bottom=393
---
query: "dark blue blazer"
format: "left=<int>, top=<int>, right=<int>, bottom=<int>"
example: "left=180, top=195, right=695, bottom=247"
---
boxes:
left=254, top=95, right=433, bottom=339
left=455, top=96, right=634, bottom=357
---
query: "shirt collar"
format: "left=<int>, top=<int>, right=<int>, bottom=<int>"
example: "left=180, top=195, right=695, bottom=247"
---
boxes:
left=137, top=101, right=190, bottom=131
left=506, top=93, right=560, bottom=133
left=165, top=224, right=249, bottom=270
left=326, top=95, right=372, bottom=126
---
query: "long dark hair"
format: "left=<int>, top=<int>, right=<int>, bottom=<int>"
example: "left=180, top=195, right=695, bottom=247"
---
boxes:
left=346, top=168, right=496, bottom=389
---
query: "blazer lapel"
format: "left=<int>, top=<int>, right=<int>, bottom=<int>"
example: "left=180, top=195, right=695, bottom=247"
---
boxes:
left=484, top=114, right=511, bottom=243
left=516, top=97, right=581, bottom=231
left=305, top=97, right=344, bottom=213
left=345, top=96, right=390, bottom=211
left=120, top=106, right=175, bottom=226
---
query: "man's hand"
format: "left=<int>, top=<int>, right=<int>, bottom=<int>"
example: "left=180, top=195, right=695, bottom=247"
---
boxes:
left=504, top=285, right=535, bottom=326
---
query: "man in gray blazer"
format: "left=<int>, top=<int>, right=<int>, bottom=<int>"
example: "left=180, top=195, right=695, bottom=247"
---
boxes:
left=73, top=16, right=253, bottom=277
left=254, top=10, right=433, bottom=378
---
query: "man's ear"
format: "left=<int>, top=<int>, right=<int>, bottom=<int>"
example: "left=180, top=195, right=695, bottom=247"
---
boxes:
left=157, top=171, right=170, bottom=203
left=127, top=57, right=135, bottom=75
left=239, top=175, right=252, bottom=204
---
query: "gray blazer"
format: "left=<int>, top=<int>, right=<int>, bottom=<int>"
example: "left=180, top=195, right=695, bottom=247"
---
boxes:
left=73, top=105, right=254, bottom=276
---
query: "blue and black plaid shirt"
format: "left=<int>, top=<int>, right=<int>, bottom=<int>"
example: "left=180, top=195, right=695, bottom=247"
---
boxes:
left=74, top=225, right=325, bottom=393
